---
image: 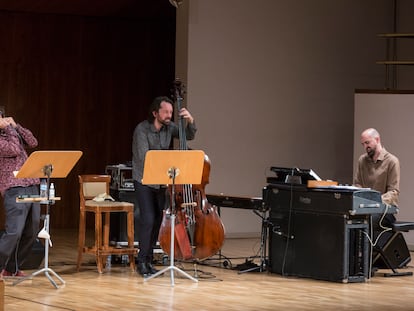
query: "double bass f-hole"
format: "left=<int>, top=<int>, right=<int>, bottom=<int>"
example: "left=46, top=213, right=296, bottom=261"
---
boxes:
left=157, top=78, right=225, bottom=261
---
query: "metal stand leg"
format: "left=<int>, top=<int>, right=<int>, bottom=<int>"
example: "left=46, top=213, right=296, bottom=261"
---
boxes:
left=144, top=214, right=198, bottom=286
left=238, top=210, right=268, bottom=274
left=13, top=211, right=65, bottom=289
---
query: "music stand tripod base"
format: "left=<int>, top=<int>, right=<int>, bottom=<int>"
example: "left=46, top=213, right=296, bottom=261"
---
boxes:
left=12, top=150, right=82, bottom=289
left=144, top=213, right=198, bottom=285
left=12, top=208, right=65, bottom=289
left=142, top=150, right=205, bottom=286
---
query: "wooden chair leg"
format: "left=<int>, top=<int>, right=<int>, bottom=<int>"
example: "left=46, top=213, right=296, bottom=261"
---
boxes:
left=96, top=255, right=103, bottom=274
left=77, top=210, right=86, bottom=271
left=95, top=211, right=103, bottom=273
left=101, top=212, right=111, bottom=273
left=127, top=210, right=136, bottom=271
left=103, top=212, right=110, bottom=250
left=81, top=206, right=137, bottom=274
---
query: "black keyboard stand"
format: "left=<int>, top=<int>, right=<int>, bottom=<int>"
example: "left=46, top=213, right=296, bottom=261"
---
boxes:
left=238, top=209, right=269, bottom=274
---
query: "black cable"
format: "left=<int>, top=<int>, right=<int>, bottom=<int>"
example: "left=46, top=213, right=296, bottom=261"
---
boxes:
left=281, top=171, right=295, bottom=276
left=4, top=294, right=76, bottom=311
left=174, top=262, right=223, bottom=282
left=198, top=254, right=235, bottom=269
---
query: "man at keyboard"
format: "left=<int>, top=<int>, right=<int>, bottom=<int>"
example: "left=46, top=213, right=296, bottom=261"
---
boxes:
left=354, top=127, right=400, bottom=247
left=354, top=128, right=400, bottom=207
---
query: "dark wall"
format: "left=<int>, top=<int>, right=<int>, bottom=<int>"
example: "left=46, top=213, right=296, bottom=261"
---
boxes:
left=0, top=8, right=176, bottom=229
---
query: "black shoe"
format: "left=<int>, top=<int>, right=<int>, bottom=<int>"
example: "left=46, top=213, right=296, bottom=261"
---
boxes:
left=146, top=263, right=159, bottom=274
left=137, top=262, right=151, bottom=277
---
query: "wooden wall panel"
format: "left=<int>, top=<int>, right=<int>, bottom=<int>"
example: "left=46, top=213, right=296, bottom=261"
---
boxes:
left=0, top=10, right=176, bottom=229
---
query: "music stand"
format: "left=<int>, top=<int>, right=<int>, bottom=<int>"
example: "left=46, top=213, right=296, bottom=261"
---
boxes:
left=13, top=150, right=82, bottom=289
left=142, top=150, right=205, bottom=286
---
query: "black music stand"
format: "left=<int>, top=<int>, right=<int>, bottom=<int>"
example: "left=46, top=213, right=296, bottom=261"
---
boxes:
left=141, top=150, right=205, bottom=286
left=13, top=150, right=82, bottom=289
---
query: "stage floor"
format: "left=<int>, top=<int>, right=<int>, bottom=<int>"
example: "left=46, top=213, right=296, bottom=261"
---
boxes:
left=2, top=229, right=414, bottom=311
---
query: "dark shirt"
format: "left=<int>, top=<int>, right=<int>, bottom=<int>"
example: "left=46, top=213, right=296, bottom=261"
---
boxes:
left=132, top=119, right=197, bottom=188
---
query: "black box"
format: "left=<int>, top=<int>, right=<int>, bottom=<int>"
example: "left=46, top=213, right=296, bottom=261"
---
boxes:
left=268, top=211, right=369, bottom=283
left=105, top=165, right=135, bottom=191
left=373, top=231, right=411, bottom=269
left=109, top=189, right=140, bottom=243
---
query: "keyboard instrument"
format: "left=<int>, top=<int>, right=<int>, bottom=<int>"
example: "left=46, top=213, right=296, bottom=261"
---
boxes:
left=207, top=194, right=264, bottom=211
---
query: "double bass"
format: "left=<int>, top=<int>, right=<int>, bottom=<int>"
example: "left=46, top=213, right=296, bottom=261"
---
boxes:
left=158, top=79, right=225, bottom=261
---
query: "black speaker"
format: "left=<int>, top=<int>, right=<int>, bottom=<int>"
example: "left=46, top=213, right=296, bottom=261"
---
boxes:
left=373, top=231, right=411, bottom=269
left=109, top=189, right=140, bottom=242
left=268, top=210, right=369, bottom=283
left=20, top=239, right=45, bottom=270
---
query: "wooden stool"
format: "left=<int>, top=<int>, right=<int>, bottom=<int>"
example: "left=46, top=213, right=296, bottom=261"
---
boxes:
left=77, top=175, right=137, bottom=273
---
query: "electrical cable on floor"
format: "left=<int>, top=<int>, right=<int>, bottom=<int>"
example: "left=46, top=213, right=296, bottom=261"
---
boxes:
left=4, top=294, right=76, bottom=311
left=196, top=253, right=236, bottom=270
left=173, top=262, right=223, bottom=282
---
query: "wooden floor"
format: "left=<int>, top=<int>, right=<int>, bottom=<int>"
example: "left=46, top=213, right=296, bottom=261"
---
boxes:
left=2, top=229, right=414, bottom=311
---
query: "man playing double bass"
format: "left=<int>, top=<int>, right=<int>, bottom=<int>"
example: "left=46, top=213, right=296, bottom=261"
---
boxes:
left=132, top=96, right=197, bottom=277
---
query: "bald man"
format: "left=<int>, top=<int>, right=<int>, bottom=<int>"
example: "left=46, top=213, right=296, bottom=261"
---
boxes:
left=354, top=128, right=400, bottom=207
left=354, top=129, right=412, bottom=272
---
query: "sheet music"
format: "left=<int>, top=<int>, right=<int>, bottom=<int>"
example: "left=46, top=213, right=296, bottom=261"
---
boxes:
left=317, top=185, right=370, bottom=191
left=309, top=169, right=321, bottom=181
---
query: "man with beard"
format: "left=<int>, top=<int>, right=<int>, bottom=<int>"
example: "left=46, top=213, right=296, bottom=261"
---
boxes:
left=132, top=96, right=197, bottom=277
left=354, top=128, right=402, bottom=269
left=354, top=128, right=400, bottom=207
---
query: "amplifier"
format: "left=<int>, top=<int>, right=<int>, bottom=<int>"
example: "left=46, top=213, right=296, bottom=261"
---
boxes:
left=268, top=211, right=369, bottom=283
left=105, top=164, right=135, bottom=191
left=109, top=189, right=140, bottom=242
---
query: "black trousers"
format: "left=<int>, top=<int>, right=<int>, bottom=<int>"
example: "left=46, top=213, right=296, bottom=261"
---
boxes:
left=134, top=181, right=166, bottom=264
